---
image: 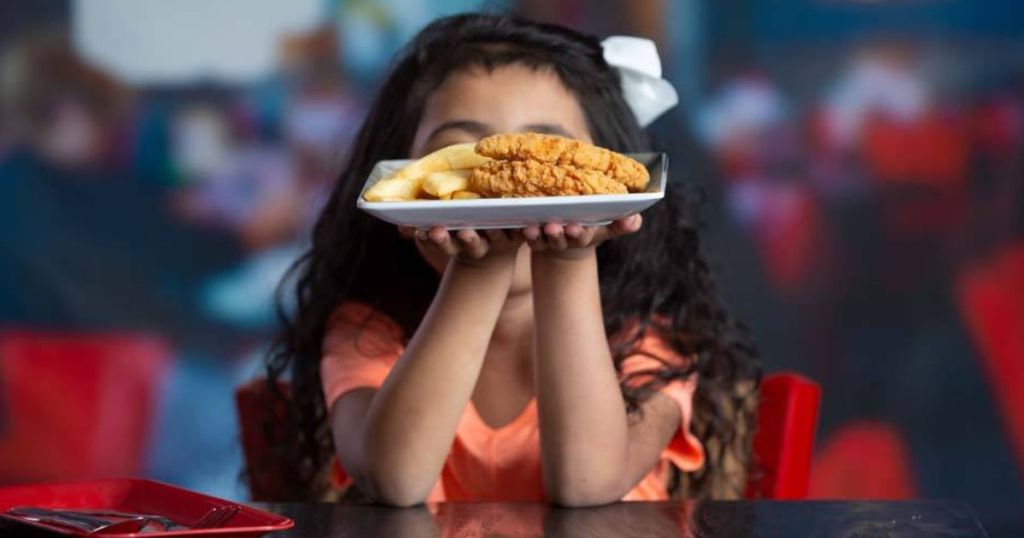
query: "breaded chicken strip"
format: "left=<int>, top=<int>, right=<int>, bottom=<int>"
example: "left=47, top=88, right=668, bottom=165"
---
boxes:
left=475, top=133, right=649, bottom=192
left=469, top=160, right=628, bottom=197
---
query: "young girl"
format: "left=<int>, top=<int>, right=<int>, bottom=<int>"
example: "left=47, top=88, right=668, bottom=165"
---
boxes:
left=266, top=13, right=760, bottom=506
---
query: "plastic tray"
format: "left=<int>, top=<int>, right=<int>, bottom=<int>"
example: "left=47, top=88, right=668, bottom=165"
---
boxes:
left=0, top=479, right=293, bottom=537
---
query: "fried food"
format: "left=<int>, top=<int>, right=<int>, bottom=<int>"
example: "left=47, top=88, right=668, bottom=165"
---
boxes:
left=469, top=160, right=628, bottom=197
left=362, top=133, right=648, bottom=202
left=475, top=133, right=649, bottom=192
left=363, top=143, right=489, bottom=201
left=362, top=178, right=421, bottom=202
left=422, top=170, right=471, bottom=198
left=388, top=143, right=490, bottom=182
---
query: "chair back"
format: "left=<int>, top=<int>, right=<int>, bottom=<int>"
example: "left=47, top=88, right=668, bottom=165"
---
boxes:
left=747, top=373, right=822, bottom=499
left=957, top=244, right=1024, bottom=475
left=0, top=330, right=171, bottom=483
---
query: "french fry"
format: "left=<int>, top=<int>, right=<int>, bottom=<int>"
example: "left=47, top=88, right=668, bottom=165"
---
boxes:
left=386, top=143, right=490, bottom=183
left=363, top=178, right=419, bottom=202
left=364, top=143, right=491, bottom=202
left=443, top=143, right=492, bottom=169
left=451, top=190, right=482, bottom=200
left=422, top=170, right=470, bottom=198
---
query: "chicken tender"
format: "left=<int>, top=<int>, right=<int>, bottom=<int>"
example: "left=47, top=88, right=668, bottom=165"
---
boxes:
left=475, top=132, right=649, bottom=192
left=469, top=160, right=628, bottom=197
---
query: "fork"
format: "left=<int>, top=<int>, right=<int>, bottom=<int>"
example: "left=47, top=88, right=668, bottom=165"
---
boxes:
left=7, top=507, right=148, bottom=534
left=69, top=509, right=185, bottom=531
left=193, top=505, right=240, bottom=529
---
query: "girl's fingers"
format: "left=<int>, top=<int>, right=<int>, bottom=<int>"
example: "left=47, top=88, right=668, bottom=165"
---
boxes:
left=504, top=228, right=525, bottom=244
left=483, top=229, right=504, bottom=247
left=428, top=227, right=460, bottom=257
left=564, top=224, right=595, bottom=248
left=587, top=215, right=639, bottom=245
left=484, top=228, right=519, bottom=250
left=427, top=226, right=448, bottom=243
left=415, top=217, right=635, bottom=257
left=523, top=225, right=542, bottom=242
left=398, top=226, right=417, bottom=239
left=543, top=222, right=568, bottom=250
left=524, top=225, right=546, bottom=251
left=609, top=214, right=643, bottom=237
left=590, top=226, right=611, bottom=244
left=456, top=229, right=488, bottom=259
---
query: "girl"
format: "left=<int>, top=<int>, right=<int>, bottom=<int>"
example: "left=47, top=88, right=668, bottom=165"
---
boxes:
left=266, top=13, right=760, bottom=506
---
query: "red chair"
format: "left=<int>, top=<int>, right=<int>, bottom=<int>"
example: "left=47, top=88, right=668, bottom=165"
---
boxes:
left=235, top=379, right=295, bottom=501
left=0, top=331, right=171, bottom=484
left=238, top=372, right=821, bottom=501
left=957, top=243, right=1024, bottom=476
left=809, top=421, right=917, bottom=499
left=746, top=373, right=822, bottom=499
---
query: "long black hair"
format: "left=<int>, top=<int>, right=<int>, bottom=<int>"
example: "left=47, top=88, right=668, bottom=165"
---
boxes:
left=265, top=13, right=760, bottom=501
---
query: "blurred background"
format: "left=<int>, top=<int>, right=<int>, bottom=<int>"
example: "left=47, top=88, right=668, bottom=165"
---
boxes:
left=0, top=0, right=1021, bottom=535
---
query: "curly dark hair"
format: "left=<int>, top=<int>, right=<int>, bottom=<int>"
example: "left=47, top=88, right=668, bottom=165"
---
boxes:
left=265, top=13, right=760, bottom=502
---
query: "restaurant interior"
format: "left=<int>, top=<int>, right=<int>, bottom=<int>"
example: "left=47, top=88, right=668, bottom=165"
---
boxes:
left=0, top=0, right=1021, bottom=536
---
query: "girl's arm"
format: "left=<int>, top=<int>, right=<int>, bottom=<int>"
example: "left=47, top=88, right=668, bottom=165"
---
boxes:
left=330, top=228, right=519, bottom=506
left=529, top=218, right=683, bottom=506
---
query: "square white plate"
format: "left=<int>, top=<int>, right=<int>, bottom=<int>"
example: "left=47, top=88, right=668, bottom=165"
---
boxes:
left=357, top=153, right=667, bottom=229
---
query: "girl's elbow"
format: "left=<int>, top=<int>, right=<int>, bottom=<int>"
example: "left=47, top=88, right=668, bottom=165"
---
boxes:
left=352, top=438, right=434, bottom=506
left=357, top=454, right=435, bottom=506
left=371, top=488, right=429, bottom=508
left=357, top=472, right=431, bottom=507
left=546, top=477, right=628, bottom=507
left=549, top=489, right=622, bottom=507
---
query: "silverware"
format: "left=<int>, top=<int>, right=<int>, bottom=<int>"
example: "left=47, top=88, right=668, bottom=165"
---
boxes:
left=9, top=504, right=241, bottom=532
left=7, top=507, right=148, bottom=534
left=193, top=505, right=240, bottom=529
left=66, top=509, right=186, bottom=531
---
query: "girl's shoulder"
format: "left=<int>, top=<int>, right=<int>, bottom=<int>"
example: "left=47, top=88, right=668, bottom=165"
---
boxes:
left=614, top=317, right=696, bottom=377
left=324, top=302, right=406, bottom=356
left=320, top=302, right=405, bottom=410
left=328, top=302, right=404, bottom=338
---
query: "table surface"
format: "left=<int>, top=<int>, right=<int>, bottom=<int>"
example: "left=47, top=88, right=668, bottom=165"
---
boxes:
left=0, top=500, right=988, bottom=537
left=259, top=500, right=987, bottom=538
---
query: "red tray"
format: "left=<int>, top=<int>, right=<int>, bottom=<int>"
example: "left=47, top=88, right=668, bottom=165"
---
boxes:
left=0, top=479, right=293, bottom=537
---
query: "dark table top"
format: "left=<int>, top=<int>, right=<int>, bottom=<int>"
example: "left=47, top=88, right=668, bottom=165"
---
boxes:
left=0, top=500, right=988, bottom=537
left=258, top=500, right=987, bottom=538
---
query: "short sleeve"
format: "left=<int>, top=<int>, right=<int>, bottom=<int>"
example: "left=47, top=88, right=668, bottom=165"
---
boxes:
left=619, top=329, right=705, bottom=473
left=320, top=303, right=405, bottom=410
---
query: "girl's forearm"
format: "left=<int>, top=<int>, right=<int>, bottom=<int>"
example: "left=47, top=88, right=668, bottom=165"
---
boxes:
left=531, top=248, right=631, bottom=505
left=356, top=254, right=514, bottom=505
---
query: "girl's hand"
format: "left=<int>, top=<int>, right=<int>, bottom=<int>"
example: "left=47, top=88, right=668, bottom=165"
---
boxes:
left=523, top=214, right=642, bottom=258
left=401, top=226, right=523, bottom=264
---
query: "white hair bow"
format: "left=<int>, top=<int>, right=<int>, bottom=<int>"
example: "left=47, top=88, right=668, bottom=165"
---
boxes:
left=601, top=36, right=679, bottom=127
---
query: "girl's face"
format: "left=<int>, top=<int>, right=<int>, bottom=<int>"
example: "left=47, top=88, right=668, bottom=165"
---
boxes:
left=409, top=64, right=591, bottom=294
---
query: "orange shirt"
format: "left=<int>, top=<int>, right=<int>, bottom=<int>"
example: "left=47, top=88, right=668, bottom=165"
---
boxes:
left=320, top=303, right=704, bottom=501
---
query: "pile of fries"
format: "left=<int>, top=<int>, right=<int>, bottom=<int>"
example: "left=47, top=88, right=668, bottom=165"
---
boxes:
left=362, top=143, right=488, bottom=202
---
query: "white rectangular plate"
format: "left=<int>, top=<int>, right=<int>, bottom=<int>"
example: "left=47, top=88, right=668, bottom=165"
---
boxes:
left=357, top=153, right=667, bottom=229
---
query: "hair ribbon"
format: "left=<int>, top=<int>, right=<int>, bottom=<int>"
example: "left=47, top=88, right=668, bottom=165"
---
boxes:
left=601, top=36, right=679, bottom=127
